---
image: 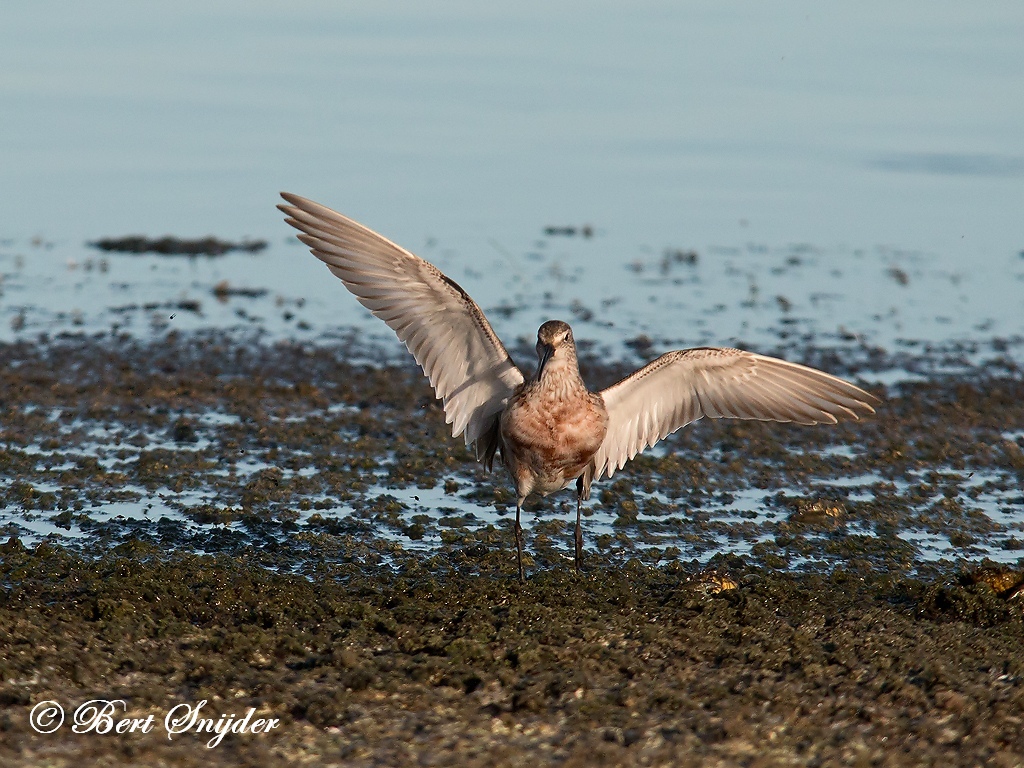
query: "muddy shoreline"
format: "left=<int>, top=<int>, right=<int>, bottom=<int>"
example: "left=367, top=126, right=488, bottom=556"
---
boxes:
left=1, top=332, right=1023, bottom=765
left=2, top=543, right=1024, bottom=766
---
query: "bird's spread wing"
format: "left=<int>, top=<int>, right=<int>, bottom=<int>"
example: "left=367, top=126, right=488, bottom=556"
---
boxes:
left=592, top=347, right=879, bottom=479
left=279, top=193, right=525, bottom=455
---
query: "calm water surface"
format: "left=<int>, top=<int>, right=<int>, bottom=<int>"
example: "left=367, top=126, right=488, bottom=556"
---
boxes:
left=1, top=1, right=1022, bottom=353
left=1, top=1, right=1022, bottom=255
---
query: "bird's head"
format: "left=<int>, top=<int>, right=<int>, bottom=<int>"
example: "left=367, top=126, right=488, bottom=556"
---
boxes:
left=535, top=320, right=576, bottom=379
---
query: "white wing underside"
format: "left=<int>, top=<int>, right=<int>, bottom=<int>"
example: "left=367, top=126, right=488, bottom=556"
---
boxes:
left=279, top=193, right=525, bottom=455
left=593, top=348, right=879, bottom=480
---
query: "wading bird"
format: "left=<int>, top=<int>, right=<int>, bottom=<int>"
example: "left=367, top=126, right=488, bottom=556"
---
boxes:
left=279, top=194, right=879, bottom=580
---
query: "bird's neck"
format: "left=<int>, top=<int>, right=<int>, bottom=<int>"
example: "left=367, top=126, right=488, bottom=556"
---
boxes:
left=535, top=357, right=588, bottom=396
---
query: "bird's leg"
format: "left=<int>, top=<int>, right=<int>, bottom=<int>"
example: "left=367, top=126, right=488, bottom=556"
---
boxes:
left=574, top=477, right=585, bottom=573
left=514, top=499, right=524, bottom=582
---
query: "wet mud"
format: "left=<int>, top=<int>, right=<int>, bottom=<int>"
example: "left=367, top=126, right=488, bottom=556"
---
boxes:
left=1, top=333, right=1023, bottom=766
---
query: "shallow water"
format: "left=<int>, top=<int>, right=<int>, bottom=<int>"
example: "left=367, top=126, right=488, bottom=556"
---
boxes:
left=1, top=336, right=1021, bottom=577
left=2, top=2, right=1022, bottom=255
left=3, top=2, right=1021, bottom=363
left=2, top=215, right=1022, bottom=572
left=2, top=232, right=1023, bottom=367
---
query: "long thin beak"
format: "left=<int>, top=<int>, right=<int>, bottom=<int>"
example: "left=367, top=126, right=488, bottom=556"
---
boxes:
left=536, top=344, right=553, bottom=379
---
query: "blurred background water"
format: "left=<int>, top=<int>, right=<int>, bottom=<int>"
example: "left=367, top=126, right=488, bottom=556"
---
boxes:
left=1, top=1, right=1022, bottom=358
left=2, top=2, right=1022, bottom=249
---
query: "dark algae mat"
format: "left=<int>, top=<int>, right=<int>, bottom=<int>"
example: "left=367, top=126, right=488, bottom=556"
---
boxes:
left=1, top=545, right=1023, bottom=766
left=1, top=333, right=1023, bottom=765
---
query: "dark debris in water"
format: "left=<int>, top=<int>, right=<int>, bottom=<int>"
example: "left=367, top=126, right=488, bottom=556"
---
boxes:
left=543, top=224, right=594, bottom=238
left=89, top=235, right=267, bottom=256
left=212, top=280, right=269, bottom=300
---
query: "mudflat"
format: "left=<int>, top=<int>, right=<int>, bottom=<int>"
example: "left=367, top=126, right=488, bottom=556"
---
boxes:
left=1, top=333, right=1022, bottom=766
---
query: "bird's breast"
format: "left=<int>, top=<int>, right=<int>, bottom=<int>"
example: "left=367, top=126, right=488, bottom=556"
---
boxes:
left=500, top=385, right=608, bottom=492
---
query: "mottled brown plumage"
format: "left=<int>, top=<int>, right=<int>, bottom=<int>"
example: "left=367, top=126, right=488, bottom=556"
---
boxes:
left=500, top=321, right=608, bottom=576
left=279, top=193, right=880, bottom=580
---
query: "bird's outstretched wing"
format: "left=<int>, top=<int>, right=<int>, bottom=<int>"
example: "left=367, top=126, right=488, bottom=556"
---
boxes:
left=279, top=193, right=525, bottom=458
left=592, top=347, right=879, bottom=479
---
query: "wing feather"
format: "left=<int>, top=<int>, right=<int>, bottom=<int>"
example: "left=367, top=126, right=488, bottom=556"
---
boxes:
left=279, top=193, right=525, bottom=455
left=593, top=347, right=879, bottom=479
